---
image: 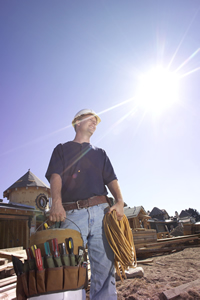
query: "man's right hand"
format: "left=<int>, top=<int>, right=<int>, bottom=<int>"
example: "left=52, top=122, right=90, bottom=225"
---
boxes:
left=49, top=202, right=66, bottom=222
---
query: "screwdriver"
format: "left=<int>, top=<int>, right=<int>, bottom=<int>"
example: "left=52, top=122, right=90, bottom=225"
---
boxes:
left=31, top=245, right=37, bottom=258
left=35, top=248, right=44, bottom=271
left=67, top=237, right=76, bottom=266
left=52, top=238, right=62, bottom=267
left=44, top=223, right=49, bottom=230
left=60, top=242, right=70, bottom=266
left=44, top=241, right=55, bottom=268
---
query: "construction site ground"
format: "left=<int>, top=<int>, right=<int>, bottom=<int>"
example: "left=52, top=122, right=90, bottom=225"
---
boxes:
left=1, top=244, right=200, bottom=299
left=116, top=246, right=200, bottom=300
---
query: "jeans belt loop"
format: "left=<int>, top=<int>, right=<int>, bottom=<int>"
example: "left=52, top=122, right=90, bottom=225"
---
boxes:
left=76, top=200, right=81, bottom=210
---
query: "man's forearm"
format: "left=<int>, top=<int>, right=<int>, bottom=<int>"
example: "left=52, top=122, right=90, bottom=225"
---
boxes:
left=50, top=173, right=62, bottom=204
left=49, top=173, right=66, bottom=222
left=107, top=179, right=124, bottom=220
left=107, top=179, right=124, bottom=204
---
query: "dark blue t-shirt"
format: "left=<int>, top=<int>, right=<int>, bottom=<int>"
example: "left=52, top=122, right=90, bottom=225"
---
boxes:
left=45, top=141, right=117, bottom=203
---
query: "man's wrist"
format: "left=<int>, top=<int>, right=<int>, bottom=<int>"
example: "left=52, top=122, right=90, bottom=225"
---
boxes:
left=115, top=199, right=124, bottom=205
left=52, top=197, right=62, bottom=205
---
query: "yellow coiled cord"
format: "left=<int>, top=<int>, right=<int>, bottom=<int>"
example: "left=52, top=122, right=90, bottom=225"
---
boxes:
left=103, top=210, right=137, bottom=281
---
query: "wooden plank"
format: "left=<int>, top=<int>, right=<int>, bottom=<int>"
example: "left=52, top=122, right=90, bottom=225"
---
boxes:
left=137, top=259, right=153, bottom=264
left=157, top=233, right=200, bottom=242
left=161, top=279, right=200, bottom=300
left=0, top=282, right=16, bottom=293
left=0, top=207, right=35, bottom=216
left=1, top=247, right=23, bottom=252
left=0, top=214, right=31, bottom=220
left=0, top=250, right=25, bottom=261
left=0, top=287, right=16, bottom=300
left=140, top=235, right=200, bottom=249
left=0, top=275, right=17, bottom=288
left=0, top=262, right=13, bottom=272
left=0, top=258, right=8, bottom=266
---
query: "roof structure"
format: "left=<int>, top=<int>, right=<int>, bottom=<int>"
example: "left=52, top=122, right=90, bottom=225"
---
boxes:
left=3, top=170, right=50, bottom=198
left=124, top=206, right=150, bottom=219
left=149, top=207, right=165, bottom=218
left=179, top=210, right=191, bottom=218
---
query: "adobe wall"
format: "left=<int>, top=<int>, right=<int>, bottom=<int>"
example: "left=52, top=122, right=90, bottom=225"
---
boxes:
left=9, top=186, right=50, bottom=209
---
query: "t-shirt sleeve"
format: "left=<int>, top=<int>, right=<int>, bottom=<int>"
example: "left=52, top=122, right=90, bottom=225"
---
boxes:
left=45, top=144, right=64, bottom=182
left=102, top=151, right=117, bottom=185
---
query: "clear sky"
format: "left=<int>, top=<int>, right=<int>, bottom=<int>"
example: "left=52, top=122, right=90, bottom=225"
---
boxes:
left=1, top=0, right=200, bottom=217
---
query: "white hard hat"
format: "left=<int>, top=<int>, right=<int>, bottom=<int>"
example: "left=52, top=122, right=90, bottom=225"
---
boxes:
left=72, top=109, right=101, bottom=127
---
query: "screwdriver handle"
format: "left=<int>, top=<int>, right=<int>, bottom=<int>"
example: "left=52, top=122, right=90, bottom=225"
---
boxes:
left=52, top=238, right=59, bottom=257
left=67, top=237, right=74, bottom=255
left=35, top=249, right=43, bottom=271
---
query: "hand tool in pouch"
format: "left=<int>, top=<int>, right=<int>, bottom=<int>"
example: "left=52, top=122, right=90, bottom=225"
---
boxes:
left=52, top=238, right=62, bottom=267
left=35, top=248, right=44, bottom=271
left=12, top=256, right=24, bottom=275
left=31, top=245, right=37, bottom=258
left=44, top=223, right=49, bottom=230
left=44, top=241, right=55, bottom=268
left=26, top=246, right=36, bottom=270
left=77, top=246, right=85, bottom=266
left=82, top=261, right=88, bottom=268
left=67, top=237, right=76, bottom=266
left=24, top=248, right=33, bottom=271
left=60, top=242, right=70, bottom=266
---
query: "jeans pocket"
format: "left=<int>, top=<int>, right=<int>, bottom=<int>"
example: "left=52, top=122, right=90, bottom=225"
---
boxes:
left=100, top=203, right=109, bottom=213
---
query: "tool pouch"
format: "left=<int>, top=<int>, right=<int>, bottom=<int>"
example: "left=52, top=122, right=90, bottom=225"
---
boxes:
left=16, top=273, right=28, bottom=300
left=36, top=270, right=46, bottom=294
left=16, top=228, right=87, bottom=299
left=15, top=261, right=87, bottom=299
left=46, top=266, right=63, bottom=292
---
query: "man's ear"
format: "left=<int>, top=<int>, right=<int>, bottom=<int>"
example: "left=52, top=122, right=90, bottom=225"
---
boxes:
left=75, top=119, right=81, bottom=128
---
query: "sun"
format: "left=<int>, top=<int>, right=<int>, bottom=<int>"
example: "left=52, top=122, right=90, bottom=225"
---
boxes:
left=136, top=66, right=180, bottom=116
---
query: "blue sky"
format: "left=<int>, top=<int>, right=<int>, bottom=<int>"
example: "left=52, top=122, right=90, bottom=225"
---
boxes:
left=1, top=0, right=200, bottom=216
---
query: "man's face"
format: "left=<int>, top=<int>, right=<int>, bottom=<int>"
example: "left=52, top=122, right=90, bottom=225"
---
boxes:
left=76, top=114, right=97, bottom=134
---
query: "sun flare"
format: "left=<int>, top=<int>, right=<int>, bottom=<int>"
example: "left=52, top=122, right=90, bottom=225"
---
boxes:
left=136, top=67, right=180, bottom=116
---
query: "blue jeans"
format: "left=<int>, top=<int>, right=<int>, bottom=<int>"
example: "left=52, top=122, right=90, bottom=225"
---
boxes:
left=60, top=203, right=117, bottom=300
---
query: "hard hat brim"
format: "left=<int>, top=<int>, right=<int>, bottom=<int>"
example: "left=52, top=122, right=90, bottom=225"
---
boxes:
left=72, top=109, right=101, bottom=127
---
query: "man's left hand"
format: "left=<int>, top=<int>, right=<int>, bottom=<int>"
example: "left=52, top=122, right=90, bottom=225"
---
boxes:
left=108, top=201, right=124, bottom=221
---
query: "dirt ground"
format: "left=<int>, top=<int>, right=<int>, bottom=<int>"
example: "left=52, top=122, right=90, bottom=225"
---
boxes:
left=116, top=246, right=200, bottom=300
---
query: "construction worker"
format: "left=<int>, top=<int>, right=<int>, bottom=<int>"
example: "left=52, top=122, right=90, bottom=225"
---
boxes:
left=45, top=109, right=124, bottom=300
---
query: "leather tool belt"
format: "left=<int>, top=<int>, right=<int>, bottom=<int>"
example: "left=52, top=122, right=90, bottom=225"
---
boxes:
left=15, top=229, right=87, bottom=300
left=62, top=195, right=108, bottom=211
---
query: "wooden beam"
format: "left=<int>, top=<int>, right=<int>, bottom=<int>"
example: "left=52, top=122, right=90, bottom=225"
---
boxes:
left=0, top=258, right=8, bottom=266
left=157, top=233, right=200, bottom=242
left=1, top=247, right=23, bottom=252
left=0, top=262, right=13, bottom=272
left=137, top=259, right=153, bottom=264
left=0, top=207, right=35, bottom=216
left=0, top=275, right=17, bottom=288
left=140, top=235, right=200, bottom=249
left=0, top=282, right=16, bottom=293
left=0, top=250, right=26, bottom=261
left=161, top=279, right=200, bottom=300
left=0, top=287, right=17, bottom=300
left=0, top=214, right=30, bottom=220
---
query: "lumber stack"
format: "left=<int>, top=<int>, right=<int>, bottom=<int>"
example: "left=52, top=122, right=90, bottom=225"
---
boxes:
left=132, top=228, right=157, bottom=248
left=0, top=247, right=26, bottom=299
left=134, top=233, right=200, bottom=259
left=183, top=223, right=200, bottom=235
